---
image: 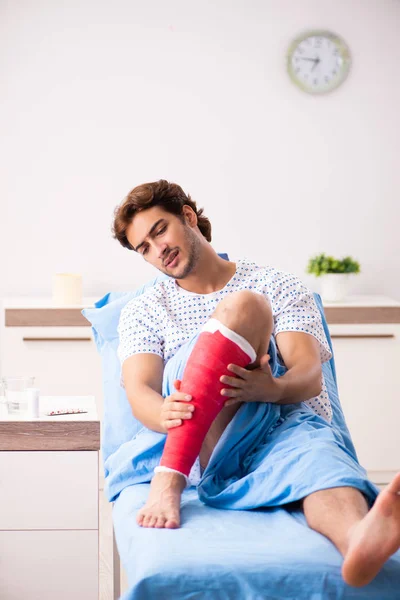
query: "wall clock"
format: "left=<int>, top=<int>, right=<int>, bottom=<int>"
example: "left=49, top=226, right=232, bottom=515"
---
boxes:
left=287, top=30, right=351, bottom=94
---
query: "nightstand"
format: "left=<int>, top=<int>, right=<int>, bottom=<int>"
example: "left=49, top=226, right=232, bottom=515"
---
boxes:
left=0, top=396, right=100, bottom=599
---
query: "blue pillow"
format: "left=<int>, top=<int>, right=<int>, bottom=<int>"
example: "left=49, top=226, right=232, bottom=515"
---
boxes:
left=82, top=277, right=170, bottom=463
left=83, top=279, right=166, bottom=348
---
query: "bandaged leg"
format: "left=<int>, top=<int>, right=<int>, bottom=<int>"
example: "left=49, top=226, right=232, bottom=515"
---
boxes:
left=155, top=318, right=257, bottom=481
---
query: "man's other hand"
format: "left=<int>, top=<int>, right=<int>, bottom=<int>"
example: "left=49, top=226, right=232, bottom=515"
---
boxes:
left=220, top=354, right=282, bottom=406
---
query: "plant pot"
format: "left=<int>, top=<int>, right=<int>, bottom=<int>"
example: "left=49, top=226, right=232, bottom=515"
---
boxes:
left=320, top=273, right=350, bottom=302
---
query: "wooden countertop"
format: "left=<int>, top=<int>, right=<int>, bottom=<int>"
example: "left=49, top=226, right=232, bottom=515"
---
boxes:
left=0, top=396, right=100, bottom=451
left=324, top=306, right=400, bottom=324
left=3, top=295, right=400, bottom=325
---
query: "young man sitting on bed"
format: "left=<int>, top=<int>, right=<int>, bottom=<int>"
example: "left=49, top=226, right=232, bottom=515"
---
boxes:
left=112, top=179, right=400, bottom=588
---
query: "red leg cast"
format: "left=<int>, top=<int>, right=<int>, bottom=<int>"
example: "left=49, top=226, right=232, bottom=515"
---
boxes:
left=156, top=319, right=256, bottom=480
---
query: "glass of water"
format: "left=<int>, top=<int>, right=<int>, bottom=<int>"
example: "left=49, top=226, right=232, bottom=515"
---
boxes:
left=0, top=376, right=36, bottom=415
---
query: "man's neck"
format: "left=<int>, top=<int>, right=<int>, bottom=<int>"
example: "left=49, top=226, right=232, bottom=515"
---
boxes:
left=175, top=248, right=236, bottom=295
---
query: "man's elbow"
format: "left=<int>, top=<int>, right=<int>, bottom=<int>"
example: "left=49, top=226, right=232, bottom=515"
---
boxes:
left=128, top=398, right=138, bottom=419
left=311, top=369, right=323, bottom=397
left=311, top=381, right=323, bottom=397
left=126, top=391, right=141, bottom=420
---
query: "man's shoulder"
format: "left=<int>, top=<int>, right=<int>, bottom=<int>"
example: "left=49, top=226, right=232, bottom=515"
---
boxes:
left=236, top=257, right=277, bottom=279
left=120, top=278, right=175, bottom=315
left=236, top=258, right=310, bottom=292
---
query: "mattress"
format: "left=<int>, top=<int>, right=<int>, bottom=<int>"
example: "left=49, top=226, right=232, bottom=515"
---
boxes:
left=113, top=483, right=400, bottom=600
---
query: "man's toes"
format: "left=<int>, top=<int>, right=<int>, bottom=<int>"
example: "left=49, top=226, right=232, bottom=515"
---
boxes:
left=136, top=511, right=145, bottom=527
left=148, top=516, right=158, bottom=528
left=387, top=472, right=400, bottom=494
left=155, top=516, right=166, bottom=528
left=342, top=562, right=371, bottom=587
left=142, top=513, right=153, bottom=528
left=165, top=514, right=180, bottom=529
left=379, top=489, right=395, bottom=517
left=165, top=520, right=179, bottom=529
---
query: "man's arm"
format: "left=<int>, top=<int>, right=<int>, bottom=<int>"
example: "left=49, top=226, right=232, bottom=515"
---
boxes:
left=274, top=331, right=322, bottom=404
left=122, top=353, right=166, bottom=433
left=221, top=331, right=324, bottom=407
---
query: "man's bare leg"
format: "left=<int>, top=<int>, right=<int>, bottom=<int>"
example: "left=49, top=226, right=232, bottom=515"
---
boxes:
left=136, top=291, right=273, bottom=528
left=303, top=473, right=400, bottom=586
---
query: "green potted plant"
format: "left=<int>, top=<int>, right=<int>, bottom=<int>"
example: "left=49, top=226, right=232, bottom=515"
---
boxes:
left=306, top=253, right=361, bottom=302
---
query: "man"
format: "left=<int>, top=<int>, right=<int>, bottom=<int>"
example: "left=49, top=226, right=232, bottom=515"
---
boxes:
left=112, top=179, right=400, bottom=588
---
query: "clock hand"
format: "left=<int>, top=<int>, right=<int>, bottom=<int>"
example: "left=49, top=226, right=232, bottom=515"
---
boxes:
left=311, top=57, right=320, bottom=71
left=299, top=57, right=318, bottom=62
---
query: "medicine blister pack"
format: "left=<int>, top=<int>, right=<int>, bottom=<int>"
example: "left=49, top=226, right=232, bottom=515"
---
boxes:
left=46, top=408, right=88, bottom=416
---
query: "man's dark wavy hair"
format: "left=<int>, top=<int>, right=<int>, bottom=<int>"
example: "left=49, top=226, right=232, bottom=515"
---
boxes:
left=112, top=179, right=212, bottom=250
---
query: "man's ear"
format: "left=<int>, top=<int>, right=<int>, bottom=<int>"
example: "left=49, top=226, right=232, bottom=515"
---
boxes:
left=182, top=205, right=198, bottom=227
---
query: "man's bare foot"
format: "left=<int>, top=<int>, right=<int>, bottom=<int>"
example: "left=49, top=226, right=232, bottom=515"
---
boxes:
left=136, top=471, right=186, bottom=529
left=342, top=472, right=400, bottom=587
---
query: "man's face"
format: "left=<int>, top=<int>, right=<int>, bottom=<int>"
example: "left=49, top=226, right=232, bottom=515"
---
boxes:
left=126, top=205, right=202, bottom=279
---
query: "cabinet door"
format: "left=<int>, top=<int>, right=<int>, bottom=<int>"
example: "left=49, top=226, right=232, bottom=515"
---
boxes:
left=331, top=324, right=400, bottom=476
left=1, top=326, right=103, bottom=421
left=0, top=451, right=98, bottom=530
left=0, top=530, right=98, bottom=600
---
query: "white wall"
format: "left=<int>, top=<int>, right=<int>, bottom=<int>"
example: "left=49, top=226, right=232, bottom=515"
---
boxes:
left=1, top=0, right=399, bottom=299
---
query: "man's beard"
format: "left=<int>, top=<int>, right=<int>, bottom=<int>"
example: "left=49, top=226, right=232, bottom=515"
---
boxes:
left=163, top=227, right=200, bottom=280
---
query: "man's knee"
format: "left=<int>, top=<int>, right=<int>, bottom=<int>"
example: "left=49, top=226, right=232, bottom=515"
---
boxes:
left=221, top=290, right=271, bottom=312
left=214, top=290, right=272, bottom=325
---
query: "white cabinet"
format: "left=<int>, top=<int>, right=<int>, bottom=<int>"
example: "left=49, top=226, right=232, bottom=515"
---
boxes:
left=0, top=398, right=100, bottom=600
left=331, top=323, right=400, bottom=480
left=0, top=451, right=98, bottom=530
left=0, top=531, right=98, bottom=600
left=327, top=311, right=400, bottom=484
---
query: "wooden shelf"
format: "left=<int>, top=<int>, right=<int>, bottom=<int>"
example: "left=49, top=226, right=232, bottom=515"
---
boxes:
left=5, top=308, right=91, bottom=327
left=4, top=303, right=400, bottom=327
left=0, top=420, right=100, bottom=451
left=323, top=305, right=400, bottom=324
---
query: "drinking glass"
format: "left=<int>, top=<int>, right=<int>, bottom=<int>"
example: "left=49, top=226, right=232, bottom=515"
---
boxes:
left=0, top=376, right=36, bottom=415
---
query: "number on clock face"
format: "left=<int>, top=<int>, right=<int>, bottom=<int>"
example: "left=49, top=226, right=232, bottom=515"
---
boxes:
left=287, top=31, right=351, bottom=94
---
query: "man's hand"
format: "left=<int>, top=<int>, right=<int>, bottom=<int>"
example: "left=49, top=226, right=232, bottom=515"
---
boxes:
left=220, top=354, right=283, bottom=407
left=160, top=380, right=195, bottom=431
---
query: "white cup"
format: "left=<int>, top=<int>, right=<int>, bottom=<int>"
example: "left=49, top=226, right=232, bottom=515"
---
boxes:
left=52, top=273, right=83, bottom=306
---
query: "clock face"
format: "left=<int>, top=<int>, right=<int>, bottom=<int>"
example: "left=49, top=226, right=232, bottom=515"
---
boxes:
left=287, top=31, right=351, bottom=94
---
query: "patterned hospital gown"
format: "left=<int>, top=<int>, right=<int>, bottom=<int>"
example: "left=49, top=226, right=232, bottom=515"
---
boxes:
left=118, top=258, right=333, bottom=422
